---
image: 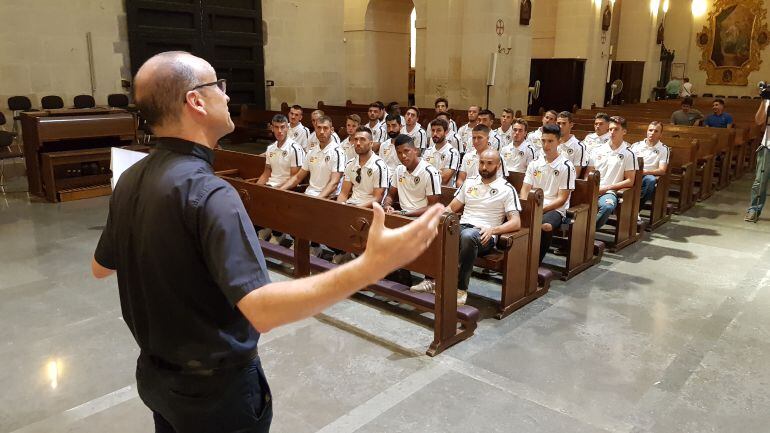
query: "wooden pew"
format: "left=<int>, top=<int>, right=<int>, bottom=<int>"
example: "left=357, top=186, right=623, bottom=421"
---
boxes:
left=508, top=170, right=604, bottom=281
left=438, top=184, right=554, bottom=319
left=214, top=150, right=478, bottom=356
left=597, top=157, right=645, bottom=252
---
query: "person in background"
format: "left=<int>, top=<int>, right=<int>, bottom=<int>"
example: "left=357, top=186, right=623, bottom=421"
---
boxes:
left=670, top=97, right=704, bottom=126
left=679, top=77, right=693, bottom=98
left=665, top=77, right=681, bottom=100
left=703, top=98, right=734, bottom=128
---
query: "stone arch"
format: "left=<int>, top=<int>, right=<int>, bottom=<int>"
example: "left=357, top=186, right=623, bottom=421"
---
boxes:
left=344, top=0, right=424, bottom=105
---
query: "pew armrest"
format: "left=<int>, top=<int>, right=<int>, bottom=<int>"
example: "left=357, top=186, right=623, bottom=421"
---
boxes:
left=615, top=188, right=631, bottom=201
left=497, top=230, right=528, bottom=250
left=566, top=203, right=590, bottom=221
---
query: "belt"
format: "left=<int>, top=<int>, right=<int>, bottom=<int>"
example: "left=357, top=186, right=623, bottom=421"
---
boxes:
left=145, top=351, right=259, bottom=376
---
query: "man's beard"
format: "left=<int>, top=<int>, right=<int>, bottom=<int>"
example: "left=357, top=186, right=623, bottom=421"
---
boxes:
left=479, top=169, right=496, bottom=179
left=387, top=131, right=399, bottom=139
left=432, top=136, right=443, bottom=144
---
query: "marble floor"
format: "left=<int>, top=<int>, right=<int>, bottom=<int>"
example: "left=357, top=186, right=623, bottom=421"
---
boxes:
left=2, top=158, right=770, bottom=433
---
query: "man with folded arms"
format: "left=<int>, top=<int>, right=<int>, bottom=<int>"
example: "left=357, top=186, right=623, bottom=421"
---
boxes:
left=411, top=149, right=521, bottom=305
left=422, top=118, right=461, bottom=186
left=383, top=134, right=442, bottom=216
left=630, top=121, right=670, bottom=210
left=501, top=118, right=536, bottom=175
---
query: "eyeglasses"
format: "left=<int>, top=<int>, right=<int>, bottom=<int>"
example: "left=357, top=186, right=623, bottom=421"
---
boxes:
left=183, top=79, right=227, bottom=102
left=355, top=168, right=362, bottom=184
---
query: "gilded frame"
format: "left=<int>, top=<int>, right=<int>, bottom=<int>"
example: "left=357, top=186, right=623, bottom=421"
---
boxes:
left=696, top=0, right=770, bottom=85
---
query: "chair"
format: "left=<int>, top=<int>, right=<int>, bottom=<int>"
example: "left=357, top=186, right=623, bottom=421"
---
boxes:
left=107, top=93, right=129, bottom=108
left=41, top=95, right=64, bottom=109
left=0, top=112, right=23, bottom=193
left=7, top=96, right=32, bottom=137
left=73, top=94, right=95, bottom=109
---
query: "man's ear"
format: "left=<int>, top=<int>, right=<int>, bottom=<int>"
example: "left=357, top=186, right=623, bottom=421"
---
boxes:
left=185, top=91, right=207, bottom=116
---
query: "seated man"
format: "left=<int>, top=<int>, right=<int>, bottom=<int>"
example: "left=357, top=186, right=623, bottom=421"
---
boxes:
left=287, top=104, right=310, bottom=150
left=456, top=124, right=507, bottom=188
left=581, top=112, right=612, bottom=151
left=496, top=108, right=516, bottom=146
left=456, top=105, right=481, bottom=151
left=670, top=97, right=704, bottom=126
left=401, top=106, right=429, bottom=151
left=383, top=134, right=442, bottom=216
left=339, top=114, right=361, bottom=162
left=377, top=114, right=404, bottom=173
left=280, top=115, right=344, bottom=200
left=412, top=149, right=521, bottom=305
left=477, top=109, right=503, bottom=150
left=434, top=97, right=458, bottom=132
left=308, top=109, right=341, bottom=149
left=630, top=121, right=670, bottom=209
left=366, top=102, right=387, bottom=143
left=500, top=118, right=536, bottom=174
left=422, top=118, right=460, bottom=186
left=337, top=126, right=389, bottom=208
left=585, top=116, right=637, bottom=230
left=256, top=114, right=306, bottom=243
left=555, top=111, right=588, bottom=177
left=435, top=111, right=464, bottom=154
left=525, top=109, right=558, bottom=151
left=703, top=98, right=734, bottom=128
left=520, top=124, right=575, bottom=263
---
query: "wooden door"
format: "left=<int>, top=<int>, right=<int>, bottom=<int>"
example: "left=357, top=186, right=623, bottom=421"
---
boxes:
left=606, top=61, right=644, bottom=105
left=126, top=0, right=266, bottom=109
left=528, top=59, right=585, bottom=115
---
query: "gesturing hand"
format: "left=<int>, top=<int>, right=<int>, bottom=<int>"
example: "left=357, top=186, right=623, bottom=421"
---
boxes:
left=360, top=202, right=445, bottom=280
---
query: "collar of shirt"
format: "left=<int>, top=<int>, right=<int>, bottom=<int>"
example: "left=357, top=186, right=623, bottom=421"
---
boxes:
left=352, top=153, right=380, bottom=169
left=543, top=154, right=568, bottom=168
left=404, top=158, right=430, bottom=177
left=155, top=137, right=214, bottom=166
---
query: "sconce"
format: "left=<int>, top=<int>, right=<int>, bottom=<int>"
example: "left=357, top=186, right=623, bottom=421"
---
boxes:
left=498, top=36, right=513, bottom=55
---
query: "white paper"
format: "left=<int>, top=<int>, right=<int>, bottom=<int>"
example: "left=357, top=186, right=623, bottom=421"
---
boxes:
left=111, top=147, right=148, bottom=189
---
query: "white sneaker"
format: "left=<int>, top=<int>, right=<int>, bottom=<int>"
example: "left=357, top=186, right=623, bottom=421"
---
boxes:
left=257, top=228, right=272, bottom=241
left=269, top=234, right=285, bottom=245
left=457, top=290, right=468, bottom=305
left=410, top=279, right=436, bottom=293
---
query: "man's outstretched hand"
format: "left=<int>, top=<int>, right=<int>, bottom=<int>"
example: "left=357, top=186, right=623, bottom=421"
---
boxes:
left=360, top=203, right=445, bottom=280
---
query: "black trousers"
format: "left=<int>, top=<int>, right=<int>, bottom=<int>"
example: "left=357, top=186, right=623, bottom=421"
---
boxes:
left=540, top=210, right=564, bottom=263
left=136, top=354, right=273, bottom=433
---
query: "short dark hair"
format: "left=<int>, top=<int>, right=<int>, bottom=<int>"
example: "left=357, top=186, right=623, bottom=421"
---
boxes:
left=545, top=110, right=559, bottom=118
left=374, top=101, right=385, bottom=109
left=502, top=108, right=514, bottom=116
left=682, top=97, right=694, bottom=106
left=683, top=77, right=690, bottom=82
left=714, top=98, right=725, bottom=106
left=385, top=113, right=402, bottom=125
left=542, top=123, right=561, bottom=139
left=368, top=102, right=381, bottom=110
left=272, top=114, right=288, bottom=124
left=472, top=124, right=491, bottom=135
left=316, top=115, right=332, bottom=125
left=386, top=101, right=400, bottom=111
left=346, top=114, right=361, bottom=124
left=434, top=97, right=448, bottom=107
left=135, top=51, right=198, bottom=128
left=436, top=111, right=453, bottom=119
left=594, top=112, right=611, bottom=122
left=478, top=109, right=495, bottom=119
left=290, top=104, right=303, bottom=111
left=354, top=125, right=373, bottom=139
left=513, top=118, right=528, bottom=128
left=394, top=134, right=415, bottom=148
left=406, top=106, right=419, bottom=116
left=557, top=111, right=573, bottom=121
left=609, top=115, right=627, bottom=129
left=430, top=118, right=449, bottom=131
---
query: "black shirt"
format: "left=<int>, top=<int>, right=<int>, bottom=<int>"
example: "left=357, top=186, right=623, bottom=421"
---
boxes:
left=95, top=138, right=270, bottom=369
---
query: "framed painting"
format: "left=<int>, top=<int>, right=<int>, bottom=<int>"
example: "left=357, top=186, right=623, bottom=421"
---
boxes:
left=696, top=0, right=770, bottom=85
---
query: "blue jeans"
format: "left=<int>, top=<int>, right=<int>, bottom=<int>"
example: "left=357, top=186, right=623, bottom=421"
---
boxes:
left=640, top=174, right=657, bottom=207
left=749, top=147, right=770, bottom=216
left=459, top=224, right=495, bottom=292
left=596, top=192, right=618, bottom=229
left=136, top=354, right=273, bottom=433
